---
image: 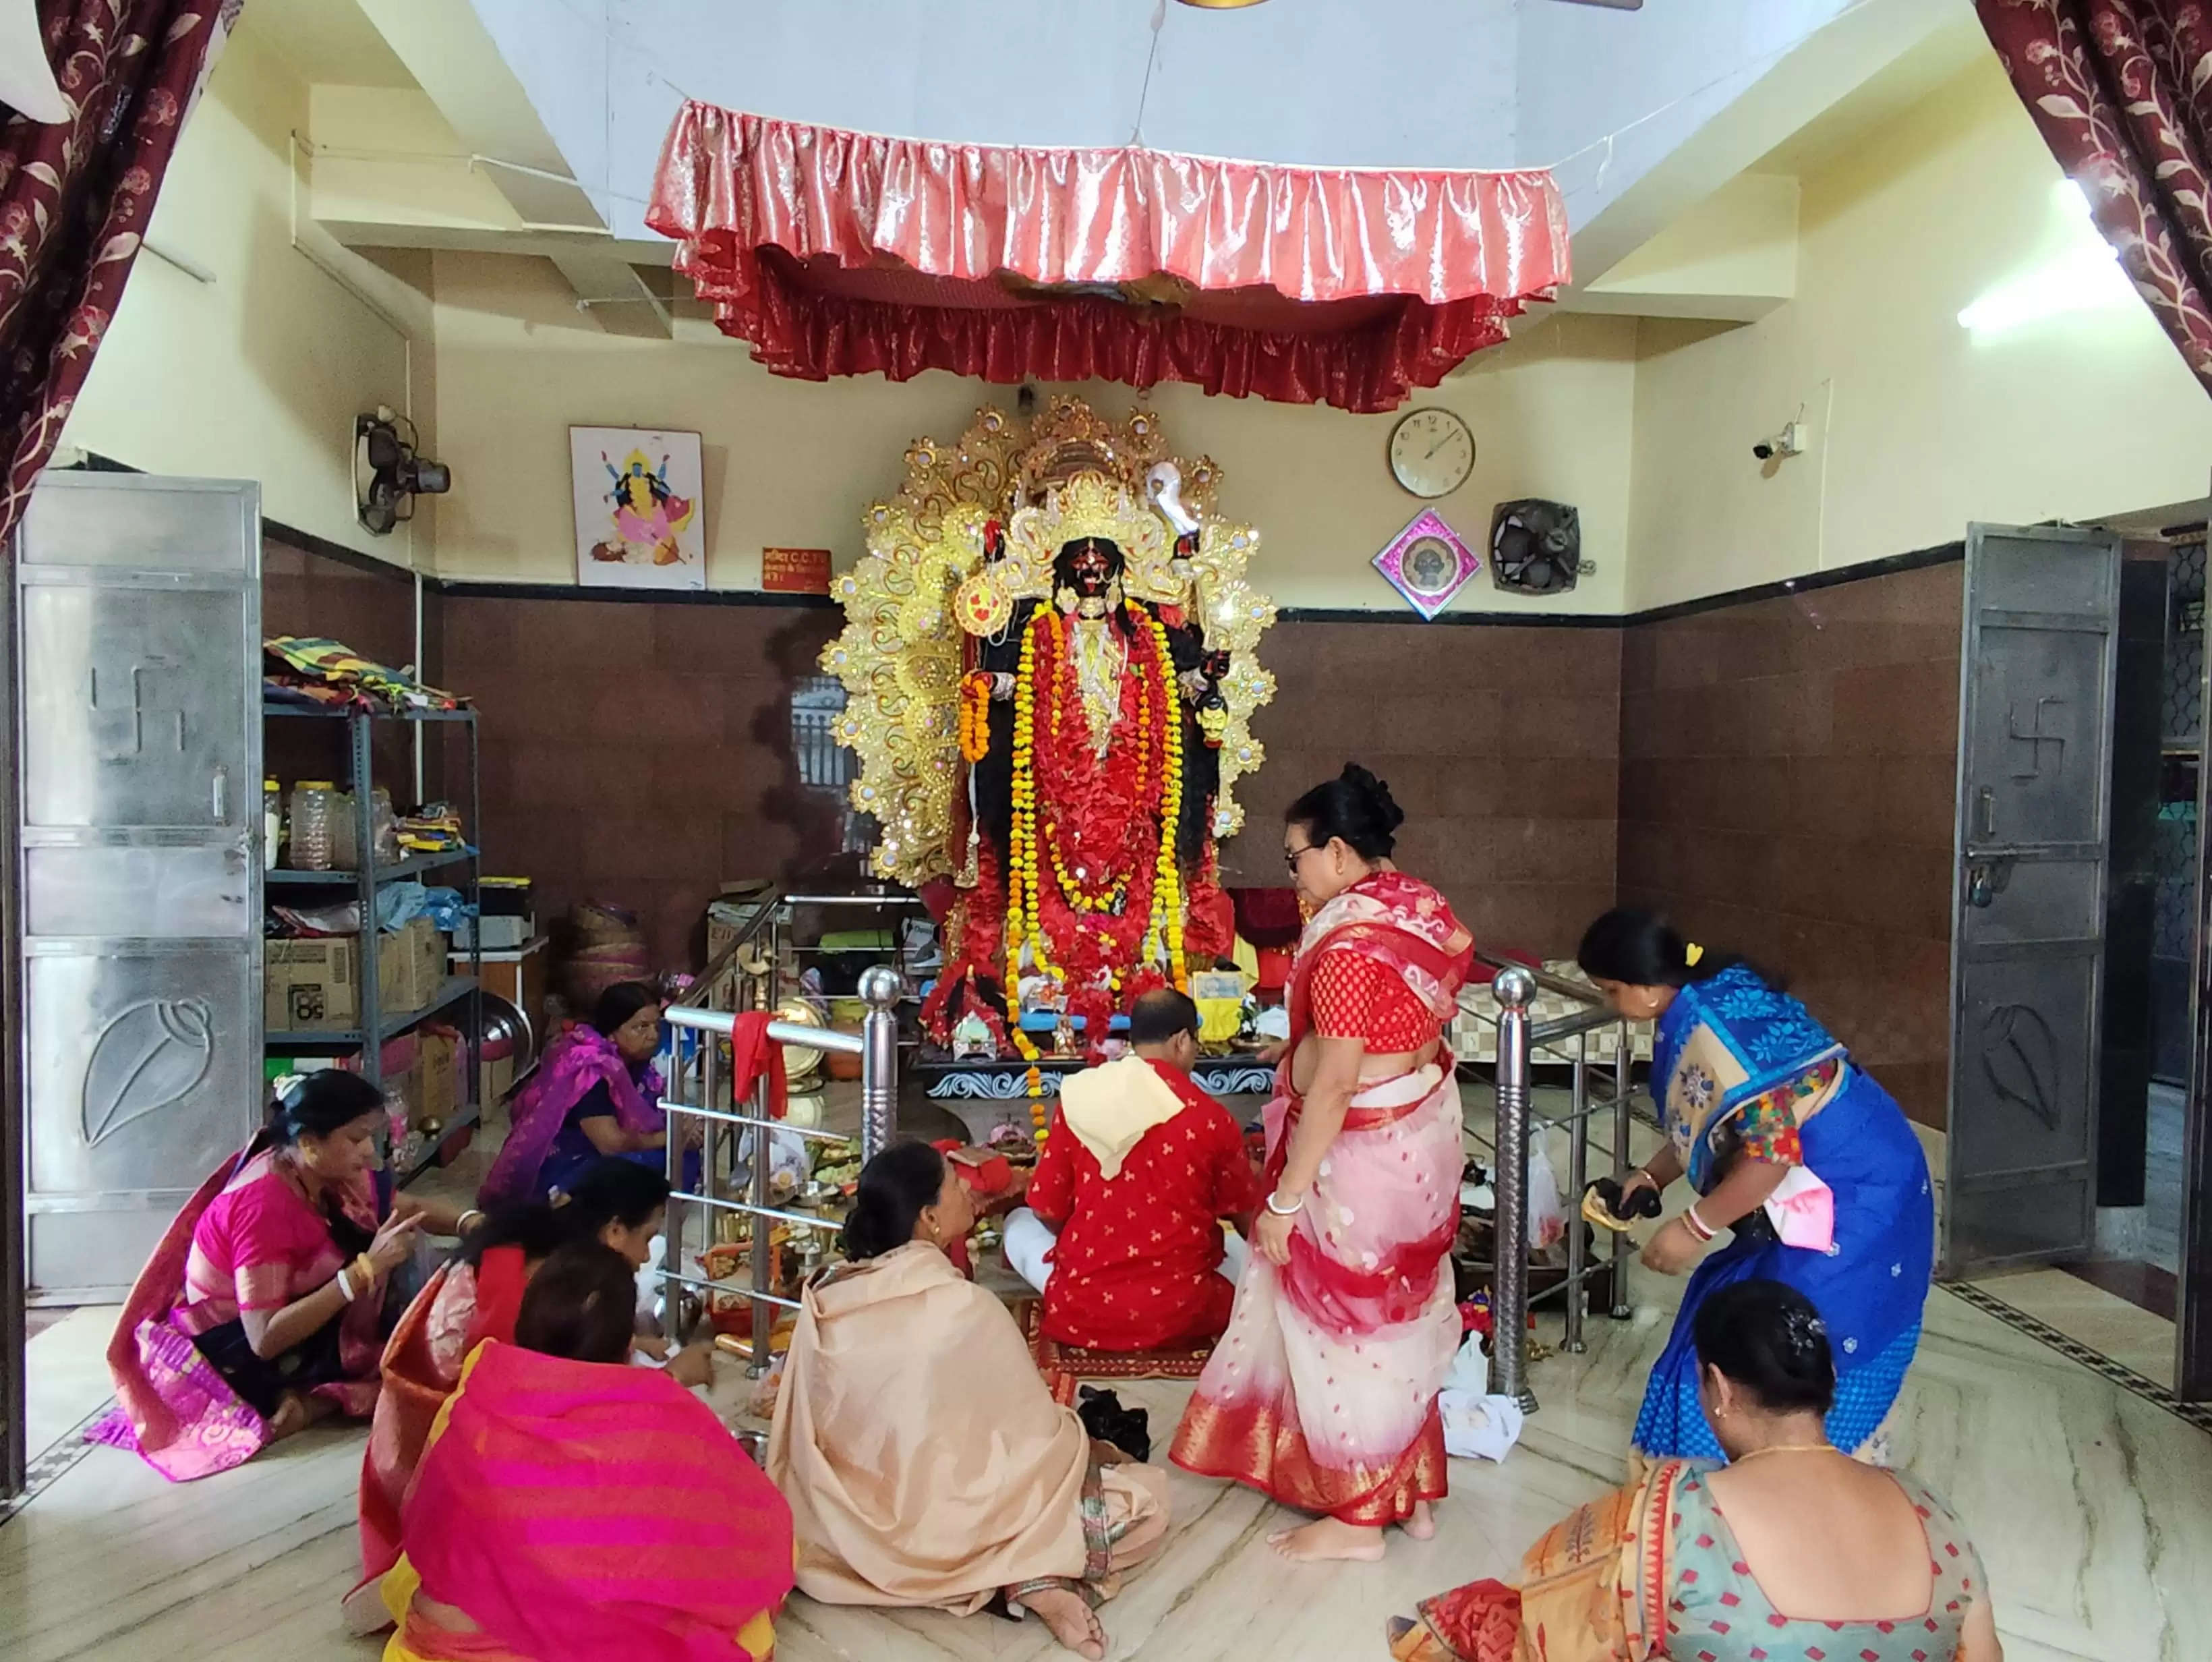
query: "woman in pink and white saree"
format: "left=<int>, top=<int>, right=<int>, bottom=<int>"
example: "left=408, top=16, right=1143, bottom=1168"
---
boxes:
left=1171, top=765, right=1473, bottom=1562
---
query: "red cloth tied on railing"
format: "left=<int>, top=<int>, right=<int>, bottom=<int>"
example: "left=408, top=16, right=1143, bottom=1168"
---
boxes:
left=646, top=107, right=1569, bottom=412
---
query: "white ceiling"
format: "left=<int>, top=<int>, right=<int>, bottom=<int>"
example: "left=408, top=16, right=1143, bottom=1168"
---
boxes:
left=1753, top=9, right=1990, bottom=179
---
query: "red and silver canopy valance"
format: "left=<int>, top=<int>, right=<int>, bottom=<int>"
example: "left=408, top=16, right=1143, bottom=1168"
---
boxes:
left=647, top=107, right=1569, bottom=413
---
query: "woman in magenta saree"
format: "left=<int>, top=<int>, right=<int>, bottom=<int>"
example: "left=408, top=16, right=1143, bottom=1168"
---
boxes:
left=1172, top=765, right=1474, bottom=1564
left=91, top=1071, right=464, bottom=1481
left=384, top=1244, right=794, bottom=1662
left=481, top=982, right=689, bottom=1207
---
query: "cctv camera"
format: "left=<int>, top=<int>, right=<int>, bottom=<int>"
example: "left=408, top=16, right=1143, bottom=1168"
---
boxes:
left=1752, top=421, right=1805, bottom=463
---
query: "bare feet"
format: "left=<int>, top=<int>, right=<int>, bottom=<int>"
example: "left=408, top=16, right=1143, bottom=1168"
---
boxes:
left=1402, top=1501, right=1436, bottom=1541
left=1024, top=1587, right=1107, bottom=1660
left=1268, top=1515, right=1388, bottom=1562
left=264, top=1390, right=333, bottom=1443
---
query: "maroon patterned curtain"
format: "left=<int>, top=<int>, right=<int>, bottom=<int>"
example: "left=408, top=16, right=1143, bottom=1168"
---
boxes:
left=1977, top=0, right=2212, bottom=391
left=0, top=0, right=240, bottom=540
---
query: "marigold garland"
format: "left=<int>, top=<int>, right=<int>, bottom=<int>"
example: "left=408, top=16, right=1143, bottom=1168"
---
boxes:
left=957, top=670, right=993, bottom=764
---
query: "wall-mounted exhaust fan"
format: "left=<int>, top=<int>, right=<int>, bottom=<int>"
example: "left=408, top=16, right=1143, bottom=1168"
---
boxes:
left=1490, top=500, right=1586, bottom=596
left=354, top=408, right=450, bottom=536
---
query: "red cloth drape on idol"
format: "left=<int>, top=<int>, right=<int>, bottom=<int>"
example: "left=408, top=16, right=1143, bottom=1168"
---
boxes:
left=1977, top=0, right=2212, bottom=389
left=0, top=0, right=240, bottom=541
left=645, top=107, right=1569, bottom=411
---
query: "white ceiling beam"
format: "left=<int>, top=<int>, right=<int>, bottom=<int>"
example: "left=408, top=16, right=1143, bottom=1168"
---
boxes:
left=1565, top=0, right=1951, bottom=301
left=349, top=0, right=670, bottom=338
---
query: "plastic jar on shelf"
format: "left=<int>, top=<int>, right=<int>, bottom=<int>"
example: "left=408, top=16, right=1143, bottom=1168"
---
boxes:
left=328, top=785, right=398, bottom=872
left=286, top=782, right=339, bottom=871
left=262, top=778, right=281, bottom=871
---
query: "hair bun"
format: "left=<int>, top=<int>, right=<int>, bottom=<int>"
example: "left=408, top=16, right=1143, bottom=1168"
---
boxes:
left=1339, top=763, right=1405, bottom=834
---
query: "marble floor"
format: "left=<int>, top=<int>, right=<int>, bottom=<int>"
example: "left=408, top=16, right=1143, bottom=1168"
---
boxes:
left=8, top=1089, right=2211, bottom=1660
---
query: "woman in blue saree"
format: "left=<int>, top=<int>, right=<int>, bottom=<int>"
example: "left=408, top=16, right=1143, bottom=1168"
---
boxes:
left=1577, top=909, right=1933, bottom=1462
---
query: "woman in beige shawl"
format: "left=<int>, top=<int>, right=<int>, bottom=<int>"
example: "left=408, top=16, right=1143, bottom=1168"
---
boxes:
left=769, top=1141, right=1169, bottom=1660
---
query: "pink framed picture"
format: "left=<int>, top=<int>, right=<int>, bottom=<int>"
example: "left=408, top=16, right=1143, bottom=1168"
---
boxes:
left=1372, top=509, right=1480, bottom=620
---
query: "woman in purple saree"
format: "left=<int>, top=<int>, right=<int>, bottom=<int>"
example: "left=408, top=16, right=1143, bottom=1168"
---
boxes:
left=482, top=983, right=695, bottom=1206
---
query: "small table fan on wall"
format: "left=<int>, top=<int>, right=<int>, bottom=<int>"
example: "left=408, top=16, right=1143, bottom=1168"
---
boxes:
left=1489, top=499, right=1585, bottom=597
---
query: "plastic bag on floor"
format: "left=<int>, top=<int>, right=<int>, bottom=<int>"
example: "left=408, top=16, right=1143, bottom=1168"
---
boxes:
left=1443, top=1333, right=1490, bottom=1398
left=1528, top=1139, right=1567, bottom=1251
left=1440, top=1390, right=1525, bottom=1462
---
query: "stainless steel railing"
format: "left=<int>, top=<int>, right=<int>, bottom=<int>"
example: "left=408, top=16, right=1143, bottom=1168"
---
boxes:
left=656, top=965, right=901, bottom=1373
left=689, top=885, right=931, bottom=1018
left=1482, top=962, right=1637, bottom=1413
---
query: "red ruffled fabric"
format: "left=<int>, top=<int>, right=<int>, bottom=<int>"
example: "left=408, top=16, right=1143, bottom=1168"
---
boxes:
left=647, top=107, right=1569, bottom=411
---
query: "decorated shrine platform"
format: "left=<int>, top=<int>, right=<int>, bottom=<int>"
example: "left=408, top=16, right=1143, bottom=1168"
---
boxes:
left=913, top=1048, right=1277, bottom=1104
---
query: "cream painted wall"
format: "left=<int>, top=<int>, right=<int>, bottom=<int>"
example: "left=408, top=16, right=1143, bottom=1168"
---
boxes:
left=62, top=23, right=431, bottom=566
left=1627, top=54, right=2212, bottom=612
left=429, top=252, right=1635, bottom=615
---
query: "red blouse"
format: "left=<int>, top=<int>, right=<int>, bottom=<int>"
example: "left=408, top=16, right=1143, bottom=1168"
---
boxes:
left=1309, top=949, right=1436, bottom=1052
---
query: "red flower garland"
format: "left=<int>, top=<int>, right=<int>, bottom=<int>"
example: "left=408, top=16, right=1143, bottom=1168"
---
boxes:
left=1012, top=601, right=1185, bottom=1037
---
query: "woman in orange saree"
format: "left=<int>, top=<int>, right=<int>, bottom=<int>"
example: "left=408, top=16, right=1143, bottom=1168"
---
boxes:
left=347, top=1160, right=672, bottom=1631
left=1171, top=764, right=1474, bottom=1564
left=383, top=1243, right=794, bottom=1662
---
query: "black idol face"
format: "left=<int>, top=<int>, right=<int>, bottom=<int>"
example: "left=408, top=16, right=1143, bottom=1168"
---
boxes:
left=1056, top=537, right=1122, bottom=598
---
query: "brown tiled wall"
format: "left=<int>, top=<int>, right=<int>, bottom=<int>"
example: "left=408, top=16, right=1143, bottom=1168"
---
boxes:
left=1616, top=563, right=1963, bottom=1127
left=439, top=595, right=844, bottom=972
left=1224, top=620, right=1623, bottom=961
left=270, top=541, right=1961, bottom=1129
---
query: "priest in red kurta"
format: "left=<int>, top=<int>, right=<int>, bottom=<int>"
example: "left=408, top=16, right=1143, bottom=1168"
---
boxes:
left=1004, top=990, right=1262, bottom=1352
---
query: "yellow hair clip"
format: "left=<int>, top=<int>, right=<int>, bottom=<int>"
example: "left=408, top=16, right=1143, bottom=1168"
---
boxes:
left=1684, top=942, right=1704, bottom=967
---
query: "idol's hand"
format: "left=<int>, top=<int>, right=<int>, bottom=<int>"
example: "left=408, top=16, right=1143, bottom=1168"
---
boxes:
left=1639, top=1216, right=1704, bottom=1276
left=990, top=673, right=1016, bottom=700
left=1179, top=668, right=1210, bottom=702
left=1254, top=1206, right=1297, bottom=1267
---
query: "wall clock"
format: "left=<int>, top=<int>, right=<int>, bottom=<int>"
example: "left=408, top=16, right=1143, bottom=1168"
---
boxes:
left=1387, top=407, right=1476, bottom=498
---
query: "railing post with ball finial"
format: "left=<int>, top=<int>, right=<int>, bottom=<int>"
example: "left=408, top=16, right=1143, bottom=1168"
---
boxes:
left=1490, top=963, right=1538, bottom=1413
left=858, top=965, right=902, bottom=1162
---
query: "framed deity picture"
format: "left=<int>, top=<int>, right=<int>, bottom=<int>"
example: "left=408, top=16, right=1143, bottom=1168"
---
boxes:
left=571, top=426, right=707, bottom=590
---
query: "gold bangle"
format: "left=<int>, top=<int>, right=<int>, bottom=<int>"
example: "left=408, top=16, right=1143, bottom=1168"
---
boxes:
left=352, top=1252, right=377, bottom=1286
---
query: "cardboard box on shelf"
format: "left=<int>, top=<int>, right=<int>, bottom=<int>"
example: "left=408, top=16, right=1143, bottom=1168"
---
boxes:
left=266, top=939, right=355, bottom=1031
left=265, top=921, right=450, bottom=1032
left=387, top=918, right=448, bottom=1014
left=480, top=1052, right=515, bottom=1112
left=413, top=1029, right=460, bottom=1130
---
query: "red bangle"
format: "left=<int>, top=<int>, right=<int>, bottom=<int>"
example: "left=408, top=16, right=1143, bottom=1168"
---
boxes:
left=1681, top=1205, right=1715, bottom=1242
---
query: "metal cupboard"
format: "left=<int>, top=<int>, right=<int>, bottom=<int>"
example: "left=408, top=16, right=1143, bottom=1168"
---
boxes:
left=13, top=473, right=263, bottom=1305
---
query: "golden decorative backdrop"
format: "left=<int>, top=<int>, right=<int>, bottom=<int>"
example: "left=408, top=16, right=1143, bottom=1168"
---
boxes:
left=820, top=397, right=1276, bottom=885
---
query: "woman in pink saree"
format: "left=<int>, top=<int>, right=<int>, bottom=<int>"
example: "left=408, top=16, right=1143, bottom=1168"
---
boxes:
left=91, top=1070, right=467, bottom=1481
left=1171, top=764, right=1474, bottom=1562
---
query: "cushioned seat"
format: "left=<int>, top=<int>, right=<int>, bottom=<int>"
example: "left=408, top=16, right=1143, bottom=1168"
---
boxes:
left=1023, top=1300, right=1215, bottom=1407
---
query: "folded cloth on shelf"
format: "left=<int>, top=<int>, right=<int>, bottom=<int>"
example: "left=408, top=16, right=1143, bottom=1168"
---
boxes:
left=264, top=637, right=465, bottom=712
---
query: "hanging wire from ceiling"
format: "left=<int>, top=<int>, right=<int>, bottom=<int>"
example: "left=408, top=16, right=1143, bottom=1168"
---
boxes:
left=1130, top=0, right=1167, bottom=148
